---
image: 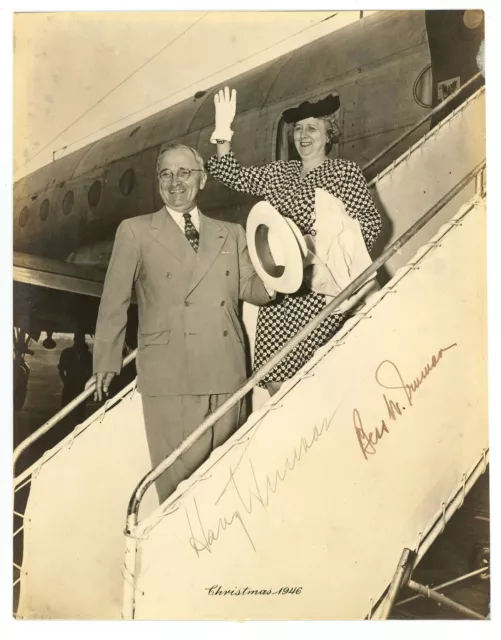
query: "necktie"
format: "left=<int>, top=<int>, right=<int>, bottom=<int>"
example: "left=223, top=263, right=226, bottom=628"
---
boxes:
left=183, top=212, right=199, bottom=253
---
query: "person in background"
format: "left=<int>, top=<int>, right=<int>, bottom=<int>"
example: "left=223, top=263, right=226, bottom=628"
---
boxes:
left=207, top=87, right=382, bottom=396
left=58, top=332, right=93, bottom=425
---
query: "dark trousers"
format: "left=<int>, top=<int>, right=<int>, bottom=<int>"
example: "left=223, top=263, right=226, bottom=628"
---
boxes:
left=141, top=393, right=246, bottom=504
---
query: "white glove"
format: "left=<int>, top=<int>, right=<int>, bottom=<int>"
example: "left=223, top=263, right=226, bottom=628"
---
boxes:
left=211, top=86, right=237, bottom=144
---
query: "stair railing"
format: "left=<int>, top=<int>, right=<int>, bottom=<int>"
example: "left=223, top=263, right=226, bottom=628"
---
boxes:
left=121, top=161, right=485, bottom=619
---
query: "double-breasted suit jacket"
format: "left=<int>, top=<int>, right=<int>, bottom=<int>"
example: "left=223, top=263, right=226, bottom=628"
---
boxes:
left=93, top=207, right=271, bottom=397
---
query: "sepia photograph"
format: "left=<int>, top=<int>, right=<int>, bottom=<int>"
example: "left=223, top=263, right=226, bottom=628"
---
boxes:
left=7, top=2, right=495, bottom=628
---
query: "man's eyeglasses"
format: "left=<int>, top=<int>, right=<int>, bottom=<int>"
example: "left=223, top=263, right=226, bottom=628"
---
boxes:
left=157, top=168, right=204, bottom=182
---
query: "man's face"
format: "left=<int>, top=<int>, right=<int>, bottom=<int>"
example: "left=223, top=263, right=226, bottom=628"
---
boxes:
left=158, top=148, right=207, bottom=213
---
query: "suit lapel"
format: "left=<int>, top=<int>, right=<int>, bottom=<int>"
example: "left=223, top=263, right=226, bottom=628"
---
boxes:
left=147, top=207, right=196, bottom=268
left=187, top=212, right=228, bottom=297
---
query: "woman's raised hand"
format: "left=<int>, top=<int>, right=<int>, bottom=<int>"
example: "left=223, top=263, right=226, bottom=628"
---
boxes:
left=211, top=86, right=237, bottom=144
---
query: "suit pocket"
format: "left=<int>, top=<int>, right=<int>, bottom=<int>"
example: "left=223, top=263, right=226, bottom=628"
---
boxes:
left=138, top=330, right=170, bottom=348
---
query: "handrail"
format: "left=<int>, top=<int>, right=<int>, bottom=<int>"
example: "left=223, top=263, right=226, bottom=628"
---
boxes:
left=373, top=448, right=489, bottom=619
left=13, top=349, right=138, bottom=475
left=125, top=160, right=486, bottom=532
left=362, top=72, right=484, bottom=176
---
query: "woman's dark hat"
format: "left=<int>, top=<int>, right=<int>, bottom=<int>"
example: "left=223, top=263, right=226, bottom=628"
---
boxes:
left=283, top=94, right=340, bottom=124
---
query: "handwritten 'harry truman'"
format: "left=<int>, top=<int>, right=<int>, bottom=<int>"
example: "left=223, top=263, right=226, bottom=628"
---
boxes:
left=186, top=408, right=342, bottom=556
left=353, top=342, right=457, bottom=460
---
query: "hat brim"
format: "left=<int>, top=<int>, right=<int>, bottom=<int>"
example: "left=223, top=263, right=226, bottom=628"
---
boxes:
left=246, top=202, right=307, bottom=294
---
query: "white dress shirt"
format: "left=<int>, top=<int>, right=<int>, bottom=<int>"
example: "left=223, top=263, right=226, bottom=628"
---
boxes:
left=165, top=205, right=200, bottom=232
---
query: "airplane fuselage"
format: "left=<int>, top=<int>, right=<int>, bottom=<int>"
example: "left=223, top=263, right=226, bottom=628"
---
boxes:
left=13, top=9, right=484, bottom=339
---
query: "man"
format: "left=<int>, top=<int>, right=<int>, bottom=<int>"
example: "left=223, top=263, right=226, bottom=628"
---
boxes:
left=88, top=144, right=273, bottom=502
left=59, top=332, right=93, bottom=426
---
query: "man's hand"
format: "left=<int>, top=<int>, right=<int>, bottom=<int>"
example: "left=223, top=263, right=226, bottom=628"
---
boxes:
left=85, top=372, right=116, bottom=402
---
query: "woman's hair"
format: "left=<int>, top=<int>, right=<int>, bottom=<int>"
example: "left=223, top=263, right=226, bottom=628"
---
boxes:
left=319, top=113, right=342, bottom=153
left=290, top=113, right=342, bottom=155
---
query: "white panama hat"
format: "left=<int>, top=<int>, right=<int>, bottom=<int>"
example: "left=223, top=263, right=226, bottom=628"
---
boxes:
left=246, top=201, right=308, bottom=294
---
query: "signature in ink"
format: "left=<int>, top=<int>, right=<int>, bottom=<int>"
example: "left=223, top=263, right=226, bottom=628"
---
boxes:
left=186, top=497, right=255, bottom=557
left=186, top=406, right=342, bottom=556
left=353, top=342, right=458, bottom=460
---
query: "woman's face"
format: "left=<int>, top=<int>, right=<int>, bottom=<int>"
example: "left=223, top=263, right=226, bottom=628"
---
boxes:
left=293, top=117, right=328, bottom=163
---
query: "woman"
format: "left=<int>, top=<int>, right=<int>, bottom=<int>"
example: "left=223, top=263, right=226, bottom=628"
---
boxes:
left=207, top=87, right=382, bottom=396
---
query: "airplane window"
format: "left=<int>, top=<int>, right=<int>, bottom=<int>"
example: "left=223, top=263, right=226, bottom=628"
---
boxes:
left=119, top=168, right=135, bottom=196
left=62, top=190, right=74, bottom=215
left=88, top=180, right=102, bottom=207
left=413, top=64, right=433, bottom=108
left=40, top=199, right=50, bottom=221
left=19, top=206, right=29, bottom=227
left=463, top=10, right=483, bottom=29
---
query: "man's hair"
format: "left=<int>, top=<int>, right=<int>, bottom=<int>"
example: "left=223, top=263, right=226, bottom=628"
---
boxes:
left=156, top=144, right=205, bottom=174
